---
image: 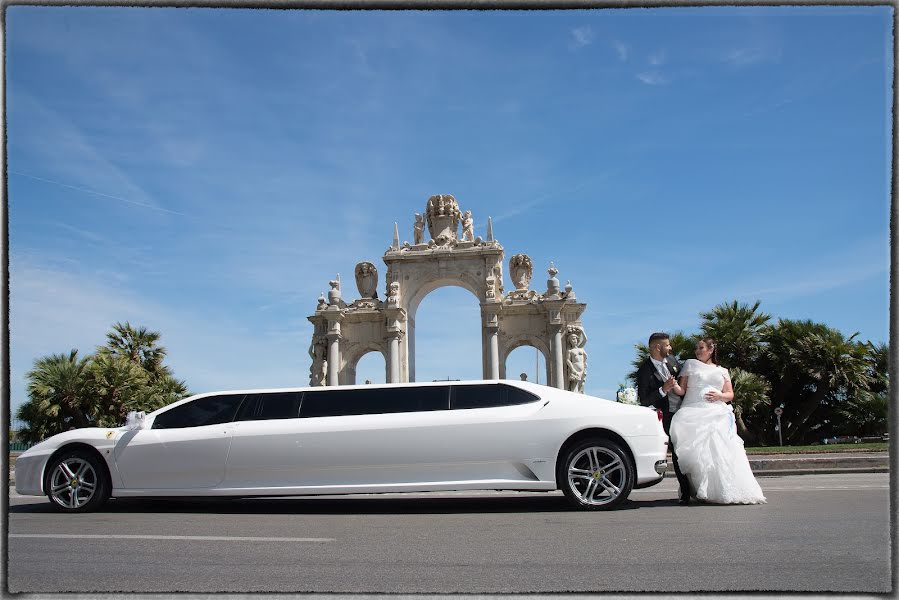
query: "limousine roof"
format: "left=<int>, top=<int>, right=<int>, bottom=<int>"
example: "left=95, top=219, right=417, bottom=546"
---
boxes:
left=147, top=379, right=567, bottom=417
left=185, top=378, right=549, bottom=398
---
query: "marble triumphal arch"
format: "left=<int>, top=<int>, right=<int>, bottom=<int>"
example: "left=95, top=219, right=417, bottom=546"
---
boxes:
left=307, top=195, right=588, bottom=392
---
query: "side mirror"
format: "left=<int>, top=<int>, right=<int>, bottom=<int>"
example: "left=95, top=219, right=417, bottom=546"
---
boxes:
left=125, top=410, right=146, bottom=430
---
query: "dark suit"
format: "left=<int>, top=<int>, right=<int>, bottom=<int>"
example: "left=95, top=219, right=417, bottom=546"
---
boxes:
left=636, top=355, right=690, bottom=498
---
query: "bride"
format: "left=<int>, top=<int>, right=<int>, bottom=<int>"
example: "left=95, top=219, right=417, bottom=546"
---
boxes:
left=669, top=337, right=767, bottom=505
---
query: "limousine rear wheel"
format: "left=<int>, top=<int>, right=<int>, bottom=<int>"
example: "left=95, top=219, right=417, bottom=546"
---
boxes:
left=45, top=449, right=110, bottom=513
left=559, top=438, right=634, bottom=510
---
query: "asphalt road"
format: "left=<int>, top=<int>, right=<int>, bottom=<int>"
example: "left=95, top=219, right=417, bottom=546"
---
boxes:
left=6, top=473, right=892, bottom=594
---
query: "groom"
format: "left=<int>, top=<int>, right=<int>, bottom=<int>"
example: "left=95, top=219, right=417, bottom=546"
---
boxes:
left=637, top=332, right=690, bottom=504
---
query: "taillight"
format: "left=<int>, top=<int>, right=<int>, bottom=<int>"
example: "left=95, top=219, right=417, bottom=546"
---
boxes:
left=656, top=409, right=664, bottom=422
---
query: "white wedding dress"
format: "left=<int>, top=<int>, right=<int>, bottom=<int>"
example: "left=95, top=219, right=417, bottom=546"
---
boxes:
left=669, top=359, right=766, bottom=504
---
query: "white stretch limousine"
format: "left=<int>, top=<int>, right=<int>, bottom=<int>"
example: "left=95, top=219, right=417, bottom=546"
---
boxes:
left=15, top=380, right=668, bottom=512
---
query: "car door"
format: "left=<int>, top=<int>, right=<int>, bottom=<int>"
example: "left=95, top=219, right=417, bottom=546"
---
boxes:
left=221, top=391, right=304, bottom=489
left=114, top=394, right=244, bottom=489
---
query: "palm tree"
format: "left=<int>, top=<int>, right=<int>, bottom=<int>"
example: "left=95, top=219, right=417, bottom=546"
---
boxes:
left=700, top=300, right=770, bottom=371
left=17, top=350, right=92, bottom=442
left=728, top=367, right=771, bottom=444
left=782, top=327, right=871, bottom=443
left=835, top=389, right=888, bottom=437
left=87, top=353, right=151, bottom=427
left=101, top=322, right=171, bottom=380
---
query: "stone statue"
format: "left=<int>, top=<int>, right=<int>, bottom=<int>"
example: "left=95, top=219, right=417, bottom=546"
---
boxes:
left=493, top=261, right=504, bottom=294
left=461, top=210, right=474, bottom=242
left=354, top=262, right=378, bottom=299
left=316, top=293, right=327, bottom=311
left=387, top=280, right=401, bottom=307
left=309, top=337, right=328, bottom=386
left=566, top=326, right=588, bottom=393
left=509, top=254, right=533, bottom=291
left=413, top=213, right=424, bottom=245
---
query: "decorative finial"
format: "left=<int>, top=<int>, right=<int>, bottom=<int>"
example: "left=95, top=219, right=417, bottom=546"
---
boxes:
left=546, top=262, right=560, bottom=297
left=393, top=222, right=400, bottom=250
left=487, top=216, right=494, bottom=241
left=328, top=274, right=342, bottom=304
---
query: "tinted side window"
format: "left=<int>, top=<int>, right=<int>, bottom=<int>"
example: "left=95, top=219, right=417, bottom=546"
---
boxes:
left=235, top=392, right=302, bottom=422
left=450, top=384, right=540, bottom=410
left=300, top=386, right=449, bottom=418
left=152, top=394, right=244, bottom=429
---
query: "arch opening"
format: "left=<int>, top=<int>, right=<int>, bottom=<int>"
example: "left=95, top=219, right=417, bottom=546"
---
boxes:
left=411, top=285, right=482, bottom=382
left=505, top=344, right=549, bottom=385
left=353, top=349, right=387, bottom=385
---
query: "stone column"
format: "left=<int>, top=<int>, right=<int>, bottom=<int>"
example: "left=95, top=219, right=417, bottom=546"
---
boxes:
left=551, top=326, right=564, bottom=389
left=544, top=298, right=566, bottom=390
left=327, top=332, right=340, bottom=386
left=482, top=308, right=501, bottom=380
left=388, top=334, right=401, bottom=383
left=488, top=328, right=500, bottom=379
left=385, top=306, right=406, bottom=384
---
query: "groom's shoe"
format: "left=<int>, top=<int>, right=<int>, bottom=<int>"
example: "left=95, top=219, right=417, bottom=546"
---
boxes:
left=678, top=489, right=690, bottom=505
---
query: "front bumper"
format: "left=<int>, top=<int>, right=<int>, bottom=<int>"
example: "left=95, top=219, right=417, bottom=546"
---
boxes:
left=15, top=453, right=47, bottom=496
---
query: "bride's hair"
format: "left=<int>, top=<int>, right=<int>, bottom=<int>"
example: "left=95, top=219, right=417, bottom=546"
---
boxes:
left=699, top=337, right=718, bottom=364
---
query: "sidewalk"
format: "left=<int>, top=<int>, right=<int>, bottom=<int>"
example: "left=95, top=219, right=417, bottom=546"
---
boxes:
left=664, top=451, right=890, bottom=478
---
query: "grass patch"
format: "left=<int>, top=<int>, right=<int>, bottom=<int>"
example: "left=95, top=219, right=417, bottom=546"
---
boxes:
left=745, top=442, right=888, bottom=454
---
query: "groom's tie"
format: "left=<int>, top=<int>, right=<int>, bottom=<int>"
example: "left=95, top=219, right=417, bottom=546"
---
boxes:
left=660, top=361, right=671, bottom=380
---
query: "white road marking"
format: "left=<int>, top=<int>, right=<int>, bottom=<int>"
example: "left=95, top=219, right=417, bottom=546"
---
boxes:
left=9, top=534, right=334, bottom=542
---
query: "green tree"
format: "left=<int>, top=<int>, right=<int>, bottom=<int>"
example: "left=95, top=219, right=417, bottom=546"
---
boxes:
left=87, top=353, right=152, bottom=427
left=16, top=323, right=189, bottom=442
left=833, top=342, right=889, bottom=437
left=762, top=320, right=872, bottom=444
left=100, top=321, right=171, bottom=381
left=17, top=350, right=93, bottom=443
left=699, top=300, right=770, bottom=371
left=729, top=367, right=771, bottom=444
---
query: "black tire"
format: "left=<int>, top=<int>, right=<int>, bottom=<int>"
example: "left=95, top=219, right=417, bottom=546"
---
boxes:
left=44, top=448, right=111, bottom=513
left=557, top=438, right=635, bottom=511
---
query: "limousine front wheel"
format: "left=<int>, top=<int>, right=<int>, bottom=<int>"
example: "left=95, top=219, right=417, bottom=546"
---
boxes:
left=559, top=439, right=634, bottom=510
left=45, top=449, right=110, bottom=513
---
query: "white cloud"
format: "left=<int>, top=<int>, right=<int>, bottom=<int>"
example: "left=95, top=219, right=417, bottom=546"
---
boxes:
left=612, top=40, right=629, bottom=62
left=570, top=26, right=594, bottom=49
left=723, top=45, right=780, bottom=67
left=636, top=71, right=669, bottom=86
left=648, top=50, right=667, bottom=66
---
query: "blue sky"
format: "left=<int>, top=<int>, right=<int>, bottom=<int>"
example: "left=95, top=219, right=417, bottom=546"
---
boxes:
left=5, top=6, right=892, bottom=416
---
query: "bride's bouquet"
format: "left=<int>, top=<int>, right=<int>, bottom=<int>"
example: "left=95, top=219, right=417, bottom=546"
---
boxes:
left=616, top=384, right=638, bottom=405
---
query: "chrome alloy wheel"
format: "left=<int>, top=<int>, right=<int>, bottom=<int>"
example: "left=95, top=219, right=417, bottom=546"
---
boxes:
left=49, top=458, right=98, bottom=510
left=566, top=446, right=626, bottom=506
